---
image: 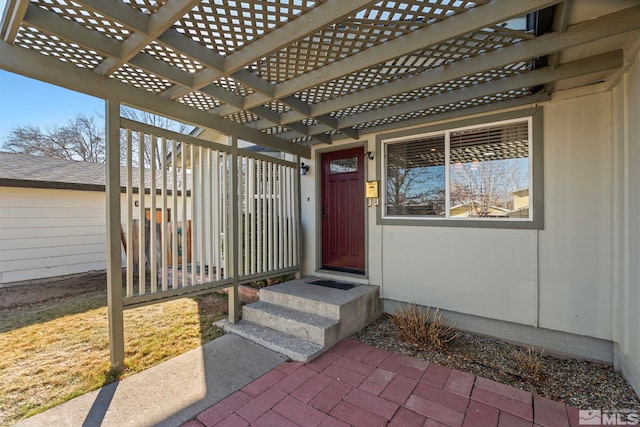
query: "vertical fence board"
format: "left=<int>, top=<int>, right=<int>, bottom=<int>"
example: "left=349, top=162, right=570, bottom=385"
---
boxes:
left=171, top=140, right=178, bottom=288
left=198, top=146, right=205, bottom=285
left=181, top=146, right=187, bottom=287
left=213, top=150, right=221, bottom=281
left=118, top=121, right=299, bottom=306
left=126, top=129, right=134, bottom=297
left=190, top=145, right=196, bottom=285
left=278, top=165, right=284, bottom=270
left=222, top=152, right=229, bottom=279
left=248, top=158, right=256, bottom=275
left=137, top=131, right=146, bottom=295
left=161, top=137, right=168, bottom=292
left=150, top=136, right=157, bottom=294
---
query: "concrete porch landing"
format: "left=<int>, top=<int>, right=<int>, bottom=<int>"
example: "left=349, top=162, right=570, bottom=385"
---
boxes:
left=224, top=277, right=382, bottom=362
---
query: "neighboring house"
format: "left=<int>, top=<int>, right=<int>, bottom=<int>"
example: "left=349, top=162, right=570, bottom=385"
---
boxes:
left=449, top=204, right=511, bottom=218
left=0, top=153, right=190, bottom=285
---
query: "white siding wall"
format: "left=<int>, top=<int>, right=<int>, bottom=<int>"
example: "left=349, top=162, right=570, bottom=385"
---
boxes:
left=0, top=187, right=107, bottom=284
left=612, top=50, right=640, bottom=392
left=0, top=187, right=189, bottom=285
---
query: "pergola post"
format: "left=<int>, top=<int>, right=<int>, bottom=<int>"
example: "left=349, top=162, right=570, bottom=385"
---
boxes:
left=106, top=98, right=125, bottom=368
left=295, top=155, right=303, bottom=280
left=229, top=135, right=240, bottom=324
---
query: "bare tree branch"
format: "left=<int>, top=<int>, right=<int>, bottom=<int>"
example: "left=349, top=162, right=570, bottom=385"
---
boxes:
left=2, top=114, right=105, bottom=163
left=120, top=107, right=190, bottom=169
left=451, top=160, right=523, bottom=217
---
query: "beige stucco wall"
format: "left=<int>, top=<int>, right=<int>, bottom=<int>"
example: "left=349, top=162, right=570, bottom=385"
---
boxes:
left=300, top=64, right=640, bottom=391
left=538, top=92, right=613, bottom=340
left=612, top=49, right=640, bottom=393
left=303, top=92, right=617, bottom=336
left=380, top=227, right=539, bottom=325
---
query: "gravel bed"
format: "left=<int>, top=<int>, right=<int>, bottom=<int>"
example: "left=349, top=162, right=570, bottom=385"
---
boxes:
left=352, top=315, right=640, bottom=411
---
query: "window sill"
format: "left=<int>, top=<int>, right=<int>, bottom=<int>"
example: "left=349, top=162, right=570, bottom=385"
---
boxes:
left=378, top=216, right=544, bottom=230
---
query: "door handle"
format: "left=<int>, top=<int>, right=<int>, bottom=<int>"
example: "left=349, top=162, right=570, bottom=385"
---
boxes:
left=322, top=204, right=327, bottom=218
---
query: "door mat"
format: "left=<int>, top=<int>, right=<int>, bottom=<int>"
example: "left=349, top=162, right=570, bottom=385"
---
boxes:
left=307, top=279, right=358, bottom=290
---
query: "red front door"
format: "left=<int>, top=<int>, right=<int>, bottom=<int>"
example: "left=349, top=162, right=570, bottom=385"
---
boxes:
left=321, top=147, right=365, bottom=274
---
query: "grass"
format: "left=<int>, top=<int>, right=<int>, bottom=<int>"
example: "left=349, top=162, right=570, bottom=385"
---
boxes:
left=0, top=287, right=227, bottom=426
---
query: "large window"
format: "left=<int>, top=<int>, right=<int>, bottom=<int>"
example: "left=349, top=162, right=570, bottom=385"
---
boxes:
left=380, top=110, right=542, bottom=229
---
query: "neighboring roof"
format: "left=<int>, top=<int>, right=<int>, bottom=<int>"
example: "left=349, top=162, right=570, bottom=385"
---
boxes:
left=0, top=152, right=186, bottom=193
left=450, top=203, right=511, bottom=213
left=242, top=145, right=280, bottom=153
left=512, top=188, right=530, bottom=197
left=1, top=1, right=637, bottom=156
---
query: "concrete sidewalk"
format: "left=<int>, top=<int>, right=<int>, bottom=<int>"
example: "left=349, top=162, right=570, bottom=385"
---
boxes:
left=15, top=334, right=287, bottom=427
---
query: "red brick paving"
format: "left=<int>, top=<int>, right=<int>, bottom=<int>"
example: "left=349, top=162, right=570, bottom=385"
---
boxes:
left=380, top=373, right=417, bottom=405
left=186, top=339, right=580, bottom=427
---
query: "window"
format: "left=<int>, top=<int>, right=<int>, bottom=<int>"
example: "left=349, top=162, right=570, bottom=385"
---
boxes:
left=386, top=135, right=445, bottom=216
left=379, top=110, right=542, bottom=229
left=329, top=157, right=358, bottom=174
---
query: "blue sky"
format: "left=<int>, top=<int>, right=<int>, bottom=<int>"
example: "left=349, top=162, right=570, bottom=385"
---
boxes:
left=0, top=70, right=105, bottom=144
left=0, top=0, right=104, bottom=145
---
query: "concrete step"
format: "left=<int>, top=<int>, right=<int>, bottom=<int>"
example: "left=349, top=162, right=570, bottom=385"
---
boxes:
left=259, top=279, right=383, bottom=340
left=222, top=277, right=383, bottom=363
left=242, top=301, right=340, bottom=346
left=223, top=321, right=324, bottom=363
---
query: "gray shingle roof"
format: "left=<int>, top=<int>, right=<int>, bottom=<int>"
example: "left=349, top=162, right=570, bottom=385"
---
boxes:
left=0, top=152, right=185, bottom=192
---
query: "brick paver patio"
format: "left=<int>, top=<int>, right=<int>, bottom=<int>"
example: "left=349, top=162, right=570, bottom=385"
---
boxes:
left=183, top=339, right=579, bottom=427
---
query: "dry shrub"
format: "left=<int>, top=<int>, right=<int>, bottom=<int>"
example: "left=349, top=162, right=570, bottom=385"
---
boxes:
left=391, top=303, right=459, bottom=350
left=512, top=346, right=545, bottom=380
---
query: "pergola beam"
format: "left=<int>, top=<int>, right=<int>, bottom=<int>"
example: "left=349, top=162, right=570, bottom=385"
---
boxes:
left=22, top=3, right=121, bottom=59
left=94, top=0, right=201, bottom=76
left=229, top=0, right=562, bottom=114
left=128, top=52, right=194, bottom=88
left=0, top=0, right=28, bottom=43
left=293, top=50, right=622, bottom=137
left=329, top=92, right=551, bottom=143
left=0, top=40, right=310, bottom=157
left=224, top=0, right=376, bottom=75
left=157, top=29, right=225, bottom=71
left=545, top=0, right=573, bottom=93
left=80, top=0, right=149, bottom=34
left=73, top=0, right=356, bottom=140
left=20, top=0, right=324, bottom=143
left=257, top=3, right=640, bottom=132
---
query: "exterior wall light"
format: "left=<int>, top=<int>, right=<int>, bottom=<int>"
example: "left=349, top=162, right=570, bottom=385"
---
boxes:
left=300, top=162, right=310, bottom=175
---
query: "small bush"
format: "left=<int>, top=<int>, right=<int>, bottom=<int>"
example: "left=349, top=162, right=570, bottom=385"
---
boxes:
left=512, top=346, right=545, bottom=380
left=391, top=303, right=459, bottom=350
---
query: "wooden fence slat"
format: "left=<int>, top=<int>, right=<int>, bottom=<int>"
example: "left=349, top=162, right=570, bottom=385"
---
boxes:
left=119, top=122, right=299, bottom=305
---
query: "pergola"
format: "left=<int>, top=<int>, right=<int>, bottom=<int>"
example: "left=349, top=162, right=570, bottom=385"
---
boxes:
left=1, top=0, right=639, bottom=367
left=3, top=0, right=638, bottom=155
